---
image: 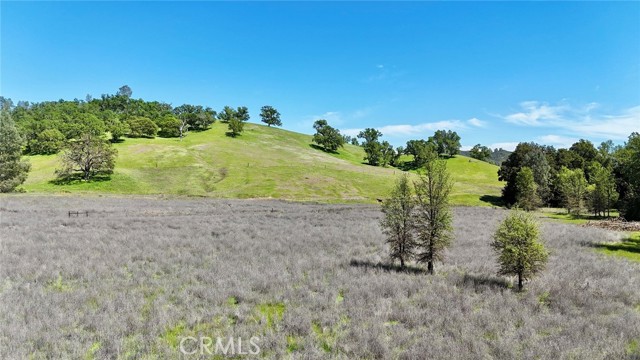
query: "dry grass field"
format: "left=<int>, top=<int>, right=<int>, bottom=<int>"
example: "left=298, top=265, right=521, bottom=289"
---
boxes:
left=1, top=196, right=639, bottom=359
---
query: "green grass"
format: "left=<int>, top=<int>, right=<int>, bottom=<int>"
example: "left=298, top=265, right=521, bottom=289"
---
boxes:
left=45, top=274, right=72, bottom=292
left=535, top=208, right=621, bottom=225
left=595, top=232, right=640, bottom=262
left=255, top=302, right=286, bottom=329
left=21, top=122, right=504, bottom=205
left=534, top=209, right=639, bottom=262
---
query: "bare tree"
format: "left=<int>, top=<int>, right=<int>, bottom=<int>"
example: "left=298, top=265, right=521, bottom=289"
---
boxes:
left=413, top=159, right=454, bottom=274
left=178, top=118, right=189, bottom=141
left=380, top=174, right=416, bottom=269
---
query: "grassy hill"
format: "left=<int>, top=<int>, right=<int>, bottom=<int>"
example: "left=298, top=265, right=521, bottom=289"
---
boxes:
left=22, top=122, right=504, bottom=205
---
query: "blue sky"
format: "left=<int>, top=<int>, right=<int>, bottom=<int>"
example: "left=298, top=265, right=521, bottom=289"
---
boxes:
left=2, top=1, right=639, bottom=150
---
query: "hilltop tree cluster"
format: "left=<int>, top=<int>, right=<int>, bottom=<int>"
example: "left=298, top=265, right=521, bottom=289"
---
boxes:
left=499, top=135, right=640, bottom=220
left=0, top=86, right=284, bottom=185
left=0, top=86, right=282, bottom=156
left=311, top=120, right=461, bottom=170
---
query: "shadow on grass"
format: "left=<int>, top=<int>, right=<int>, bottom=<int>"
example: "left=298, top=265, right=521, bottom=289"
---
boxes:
left=49, top=174, right=113, bottom=185
left=545, top=211, right=615, bottom=221
left=396, top=161, right=420, bottom=172
left=349, top=259, right=427, bottom=275
left=588, top=236, right=640, bottom=255
left=459, top=273, right=511, bottom=291
left=308, top=143, right=339, bottom=154
left=225, top=132, right=240, bottom=138
left=479, top=195, right=504, bottom=207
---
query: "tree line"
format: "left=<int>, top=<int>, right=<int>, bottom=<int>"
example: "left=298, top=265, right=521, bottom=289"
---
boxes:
left=497, top=136, right=640, bottom=220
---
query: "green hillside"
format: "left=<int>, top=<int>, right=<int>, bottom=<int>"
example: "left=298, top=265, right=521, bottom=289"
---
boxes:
left=22, top=122, right=504, bottom=205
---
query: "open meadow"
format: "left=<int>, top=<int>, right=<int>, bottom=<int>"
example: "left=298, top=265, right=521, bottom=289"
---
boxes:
left=1, top=196, right=639, bottom=359
left=21, top=123, right=504, bottom=206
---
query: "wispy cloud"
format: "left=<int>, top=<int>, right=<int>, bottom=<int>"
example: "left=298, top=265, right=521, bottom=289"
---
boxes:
left=342, top=120, right=467, bottom=138
left=501, top=101, right=640, bottom=140
left=503, top=101, right=568, bottom=126
left=567, top=106, right=640, bottom=139
left=467, top=117, right=486, bottom=127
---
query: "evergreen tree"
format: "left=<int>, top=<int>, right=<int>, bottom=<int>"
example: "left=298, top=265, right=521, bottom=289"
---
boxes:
left=0, top=111, right=30, bottom=192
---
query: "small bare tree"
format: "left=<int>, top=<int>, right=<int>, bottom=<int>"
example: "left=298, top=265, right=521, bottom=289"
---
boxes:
left=414, top=159, right=454, bottom=274
left=380, top=174, right=415, bottom=269
left=56, top=133, right=117, bottom=181
left=178, top=118, right=189, bottom=141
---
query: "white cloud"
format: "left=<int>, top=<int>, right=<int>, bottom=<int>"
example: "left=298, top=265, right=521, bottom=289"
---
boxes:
left=567, top=106, right=640, bottom=140
left=504, top=101, right=567, bottom=126
left=342, top=120, right=467, bottom=138
left=501, top=101, right=640, bottom=140
left=537, top=134, right=578, bottom=149
left=467, top=117, right=486, bottom=127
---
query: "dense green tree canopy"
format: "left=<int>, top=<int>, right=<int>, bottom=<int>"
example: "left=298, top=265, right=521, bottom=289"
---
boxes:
left=470, top=144, right=491, bottom=161
left=127, top=116, right=158, bottom=138
left=0, top=111, right=30, bottom=192
left=173, top=104, right=216, bottom=132
left=358, top=128, right=383, bottom=166
left=429, top=130, right=461, bottom=158
left=156, top=115, right=182, bottom=138
left=312, top=119, right=344, bottom=152
left=515, top=167, right=540, bottom=211
left=405, top=139, right=437, bottom=169
left=31, top=128, right=66, bottom=155
left=260, top=105, right=282, bottom=127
